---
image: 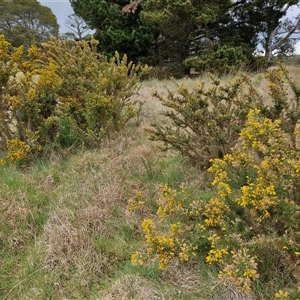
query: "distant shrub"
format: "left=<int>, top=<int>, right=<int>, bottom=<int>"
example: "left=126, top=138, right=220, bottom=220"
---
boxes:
left=184, top=44, right=250, bottom=75
left=144, top=63, right=186, bottom=79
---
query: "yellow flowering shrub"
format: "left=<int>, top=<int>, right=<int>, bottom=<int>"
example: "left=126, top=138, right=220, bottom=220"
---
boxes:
left=147, top=73, right=264, bottom=167
left=127, top=191, right=145, bottom=213
left=131, top=216, right=197, bottom=270
left=41, top=37, right=147, bottom=146
left=148, top=63, right=300, bottom=169
left=1, top=34, right=146, bottom=162
left=131, top=109, right=300, bottom=296
left=0, top=34, right=62, bottom=162
left=129, top=184, right=206, bottom=270
left=208, top=109, right=300, bottom=294
left=218, top=249, right=259, bottom=294
left=5, top=138, right=31, bottom=163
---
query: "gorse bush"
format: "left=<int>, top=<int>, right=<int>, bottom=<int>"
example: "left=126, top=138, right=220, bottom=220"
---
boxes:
left=131, top=65, right=300, bottom=297
left=0, top=35, right=62, bottom=162
left=0, top=35, right=145, bottom=163
left=263, top=64, right=300, bottom=145
left=148, top=64, right=300, bottom=168
left=130, top=109, right=300, bottom=297
left=42, top=37, right=145, bottom=145
left=148, top=73, right=263, bottom=167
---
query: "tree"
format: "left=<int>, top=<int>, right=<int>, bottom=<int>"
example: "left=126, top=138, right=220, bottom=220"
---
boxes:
left=142, top=0, right=255, bottom=74
left=70, top=0, right=300, bottom=73
left=0, top=0, right=59, bottom=48
left=140, top=0, right=196, bottom=68
left=64, top=14, right=91, bottom=40
left=70, top=0, right=153, bottom=62
left=230, top=0, right=300, bottom=60
left=272, top=16, right=300, bottom=56
left=264, top=8, right=300, bottom=58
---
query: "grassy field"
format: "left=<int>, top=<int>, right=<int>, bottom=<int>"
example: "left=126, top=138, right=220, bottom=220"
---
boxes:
left=1, top=67, right=299, bottom=299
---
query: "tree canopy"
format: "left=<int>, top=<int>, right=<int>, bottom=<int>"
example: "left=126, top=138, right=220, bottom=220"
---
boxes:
left=0, top=0, right=59, bottom=48
left=70, top=0, right=153, bottom=62
left=70, top=0, right=300, bottom=73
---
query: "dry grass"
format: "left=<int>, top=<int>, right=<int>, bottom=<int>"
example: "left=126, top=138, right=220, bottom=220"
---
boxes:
left=100, top=274, right=168, bottom=300
left=1, top=65, right=300, bottom=299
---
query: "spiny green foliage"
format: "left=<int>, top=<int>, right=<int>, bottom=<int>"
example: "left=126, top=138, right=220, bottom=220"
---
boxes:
left=130, top=108, right=300, bottom=297
left=148, top=64, right=300, bottom=167
left=0, top=35, right=146, bottom=163
left=262, top=64, right=300, bottom=142
left=42, top=37, right=146, bottom=146
left=147, top=73, right=263, bottom=167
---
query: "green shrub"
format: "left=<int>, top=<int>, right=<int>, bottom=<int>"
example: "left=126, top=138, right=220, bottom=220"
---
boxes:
left=147, top=73, right=263, bottom=167
left=148, top=64, right=300, bottom=168
left=0, top=35, right=146, bottom=163
left=130, top=109, right=300, bottom=297
left=184, top=44, right=250, bottom=75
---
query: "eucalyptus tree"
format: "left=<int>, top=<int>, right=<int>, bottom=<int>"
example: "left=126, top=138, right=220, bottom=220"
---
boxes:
left=0, top=0, right=59, bottom=48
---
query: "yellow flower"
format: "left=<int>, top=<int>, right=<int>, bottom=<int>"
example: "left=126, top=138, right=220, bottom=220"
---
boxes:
left=275, top=290, right=289, bottom=299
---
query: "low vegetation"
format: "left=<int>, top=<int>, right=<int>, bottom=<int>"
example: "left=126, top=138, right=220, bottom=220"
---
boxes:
left=1, top=34, right=300, bottom=299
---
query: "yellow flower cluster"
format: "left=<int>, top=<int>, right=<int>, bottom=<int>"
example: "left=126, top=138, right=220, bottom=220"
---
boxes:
left=131, top=218, right=178, bottom=269
left=27, top=44, right=41, bottom=60
left=218, top=249, right=259, bottom=294
left=275, top=290, right=289, bottom=299
left=236, top=176, right=277, bottom=219
left=37, top=60, right=62, bottom=93
left=5, top=138, right=31, bottom=162
left=130, top=214, right=195, bottom=269
left=209, top=159, right=232, bottom=199
left=206, top=248, right=228, bottom=264
left=206, top=234, right=228, bottom=264
left=265, top=66, right=287, bottom=106
left=203, top=197, right=230, bottom=226
left=127, top=191, right=145, bottom=213
left=240, top=108, right=283, bottom=153
left=0, top=34, right=12, bottom=60
left=157, top=184, right=184, bottom=220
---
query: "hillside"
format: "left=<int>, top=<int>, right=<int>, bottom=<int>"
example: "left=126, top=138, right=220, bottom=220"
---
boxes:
left=1, top=67, right=300, bottom=299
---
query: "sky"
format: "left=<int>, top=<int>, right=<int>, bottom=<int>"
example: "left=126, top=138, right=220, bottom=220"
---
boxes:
left=38, top=1, right=74, bottom=34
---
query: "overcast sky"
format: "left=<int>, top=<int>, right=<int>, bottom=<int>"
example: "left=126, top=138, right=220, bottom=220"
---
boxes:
left=38, top=1, right=74, bottom=34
